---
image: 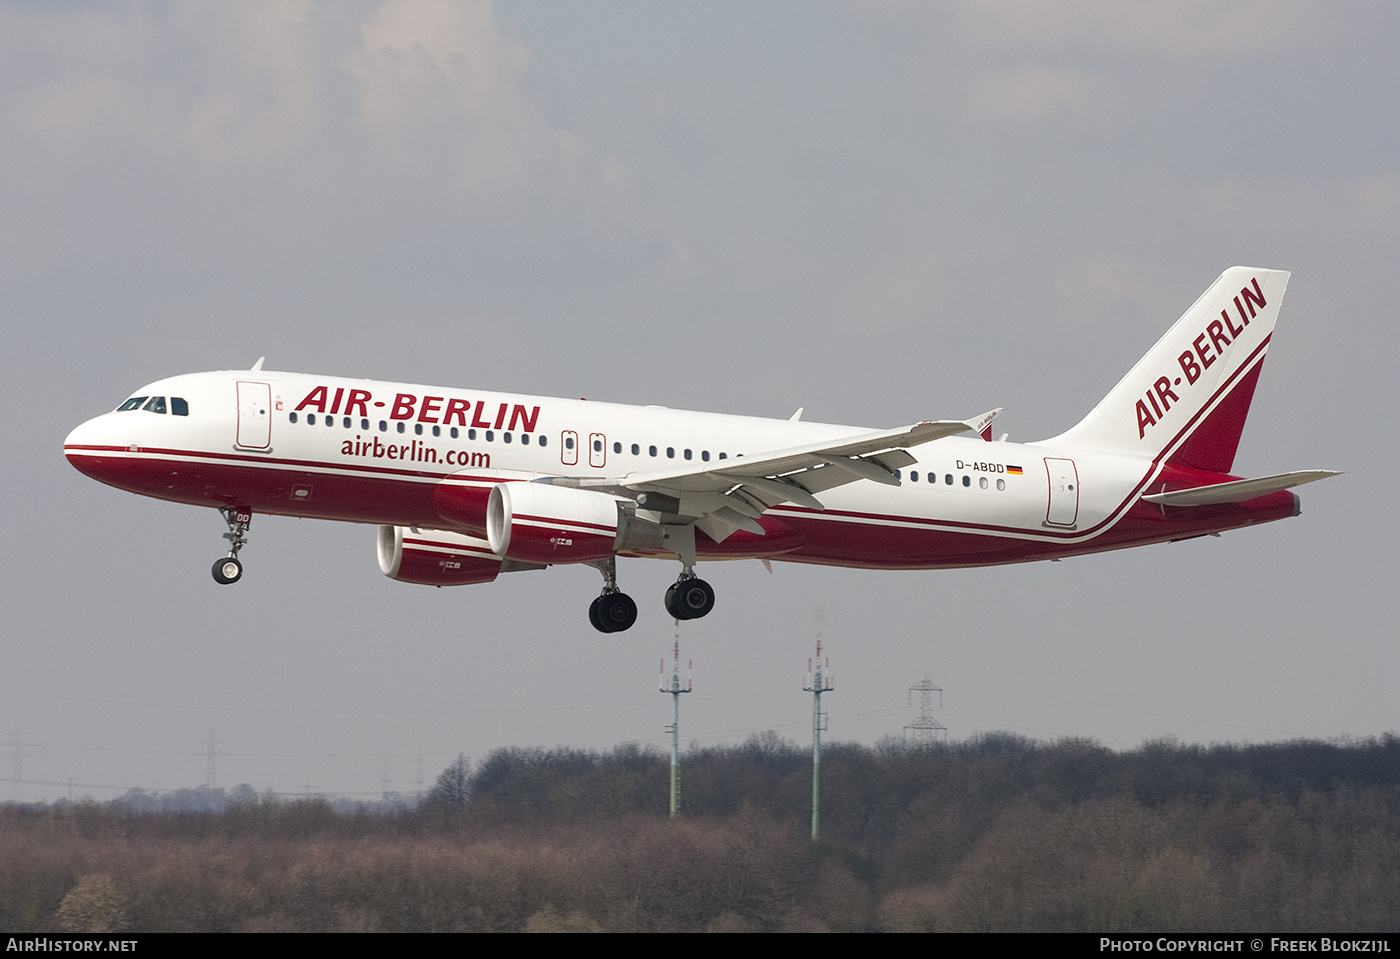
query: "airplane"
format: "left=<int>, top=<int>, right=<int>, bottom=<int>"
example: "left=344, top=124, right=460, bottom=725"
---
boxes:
left=64, top=266, right=1338, bottom=633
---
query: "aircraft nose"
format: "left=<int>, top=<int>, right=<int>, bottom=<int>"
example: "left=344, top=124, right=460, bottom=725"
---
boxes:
left=64, top=414, right=123, bottom=481
left=65, top=415, right=105, bottom=455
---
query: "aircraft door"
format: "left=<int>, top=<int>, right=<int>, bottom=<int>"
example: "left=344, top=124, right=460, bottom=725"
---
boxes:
left=561, top=430, right=579, bottom=466
left=235, top=381, right=272, bottom=450
left=1044, top=457, right=1079, bottom=527
left=589, top=433, right=606, bottom=469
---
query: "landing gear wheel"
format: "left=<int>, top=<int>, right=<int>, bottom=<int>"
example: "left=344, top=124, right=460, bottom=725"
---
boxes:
left=666, top=578, right=715, bottom=620
left=212, top=557, right=243, bottom=585
left=589, top=596, right=610, bottom=632
left=590, top=593, right=637, bottom=633
left=214, top=507, right=250, bottom=585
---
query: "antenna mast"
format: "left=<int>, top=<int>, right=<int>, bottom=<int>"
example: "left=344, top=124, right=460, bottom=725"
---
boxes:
left=803, top=638, right=833, bottom=841
left=659, top=626, right=692, bottom=818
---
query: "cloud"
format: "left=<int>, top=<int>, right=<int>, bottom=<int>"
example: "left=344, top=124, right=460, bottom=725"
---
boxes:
left=0, top=1, right=600, bottom=197
left=348, top=0, right=589, bottom=198
left=969, top=64, right=1108, bottom=126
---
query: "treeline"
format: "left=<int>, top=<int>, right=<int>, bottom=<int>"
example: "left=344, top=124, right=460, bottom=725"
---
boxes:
left=3, top=734, right=1399, bottom=932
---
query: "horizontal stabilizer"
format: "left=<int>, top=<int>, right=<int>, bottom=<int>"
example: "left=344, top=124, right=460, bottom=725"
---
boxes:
left=1142, top=470, right=1342, bottom=507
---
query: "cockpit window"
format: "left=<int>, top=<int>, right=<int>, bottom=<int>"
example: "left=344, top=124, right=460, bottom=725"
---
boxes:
left=117, top=397, right=148, bottom=411
left=142, top=396, right=167, bottom=414
left=171, top=397, right=189, bottom=416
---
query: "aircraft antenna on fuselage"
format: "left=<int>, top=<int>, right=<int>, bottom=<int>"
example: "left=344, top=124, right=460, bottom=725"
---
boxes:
left=250, top=357, right=265, bottom=371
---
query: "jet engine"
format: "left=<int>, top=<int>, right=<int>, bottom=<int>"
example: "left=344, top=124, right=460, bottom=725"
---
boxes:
left=433, top=468, right=542, bottom=534
left=377, top=525, right=504, bottom=586
left=486, top=482, right=664, bottom=565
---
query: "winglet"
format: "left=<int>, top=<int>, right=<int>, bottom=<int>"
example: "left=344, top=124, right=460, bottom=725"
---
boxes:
left=251, top=357, right=266, bottom=372
left=965, top=408, right=1003, bottom=443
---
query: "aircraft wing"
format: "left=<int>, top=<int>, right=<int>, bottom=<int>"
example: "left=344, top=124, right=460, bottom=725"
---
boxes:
left=1141, top=470, right=1342, bottom=507
left=565, top=409, right=1001, bottom=540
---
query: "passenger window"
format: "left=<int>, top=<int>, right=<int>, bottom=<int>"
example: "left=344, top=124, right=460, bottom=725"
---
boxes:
left=504, top=432, right=512, bottom=443
left=614, top=442, right=622, bottom=454
left=379, top=420, right=387, bottom=431
left=538, top=435, right=547, bottom=447
left=468, top=429, right=476, bottom=440
left=945, top=474, right=953, bottom=485
left=361, top=418, right=370, bottom=430
left=521, top=434, right=530, bottom=445
left=289, top=412, right=298, bottom=424
left=414, top=423, right=422, bottom=435
left=432, top=425, right=440, bottom=436
left=911, top=471, right=919, bottom=482
left=343, top=417, right=351, bottom=428
left=142, top=396, right=166, bottom=414
left=485, top=431, right=494, bottom=442
left=396, top=422, right=405, bottom=433
left=450, top=427, right=459, bottom=439
left=684, top=449, right=692, bottom=460
left=702, top=450, right=710, bottom=462
left=117, top=397, right=148, bottom=412
left=565, top=436, right=574, bottom=449
left=171, top=397, right=189, bottom=416
left=649, top=445, right=657, bottom=457
left=996, top=478, right=1006, bottom=491
left=962, top=475, right=970, bottom=487
left=719, top=452, right=727, bottom=460
left=631, top=443, right=639, bottom=455
left=667, top=447, right=675, bottom=459
left=979, top=477, right=988, bottom=489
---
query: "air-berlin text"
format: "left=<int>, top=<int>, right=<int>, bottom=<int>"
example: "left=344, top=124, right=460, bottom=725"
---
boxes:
left=1135, top=277, right=1266, bottom=439
left=296, top=387, right=541, bottom=432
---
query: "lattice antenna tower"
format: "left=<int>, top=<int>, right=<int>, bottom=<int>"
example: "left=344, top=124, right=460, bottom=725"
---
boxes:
left=803, top=637, right=833, bottom=841
left=9, top=724, right=37, bottom=803
left=202, top=723, right=225, bottom=789
left=659, top=625, right=692, bottom=818
left=381, top=749, right=395, bottom=801
left=904, top=675, right=947, bottom=744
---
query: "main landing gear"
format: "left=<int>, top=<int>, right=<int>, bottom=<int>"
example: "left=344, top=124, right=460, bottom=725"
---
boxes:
left=211, top=507, right=250, bottom=585
left=588, top=555, right=639, bottom=633
left=585, top=527, right=716, bottom=632
left=664, top=574, right=715, bottom=621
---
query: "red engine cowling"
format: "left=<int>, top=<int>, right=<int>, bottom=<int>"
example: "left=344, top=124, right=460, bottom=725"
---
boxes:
left=433, top=468, right=542, bottom=534
left=377, top=525, right=502, bottom=586
left=487, top=483, right=624, bottom=565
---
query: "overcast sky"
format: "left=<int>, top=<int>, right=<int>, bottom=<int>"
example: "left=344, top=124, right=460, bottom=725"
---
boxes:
left=4, top=1, right=1395, bottom=800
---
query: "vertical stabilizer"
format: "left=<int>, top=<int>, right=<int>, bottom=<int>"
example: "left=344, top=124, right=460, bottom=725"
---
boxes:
left=1046, top=267, right=1289, bottom=472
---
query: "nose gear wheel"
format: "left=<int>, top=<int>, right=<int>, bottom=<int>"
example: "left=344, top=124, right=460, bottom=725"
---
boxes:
left=212, top=507, right=250, bottom=585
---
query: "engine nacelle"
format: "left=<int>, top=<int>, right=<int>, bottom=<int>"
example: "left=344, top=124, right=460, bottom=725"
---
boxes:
left=433, top=468, right=543, bottom=535
left=488, top=483, right=647, bottom=565
left=377, top=525, right=503, bottom=586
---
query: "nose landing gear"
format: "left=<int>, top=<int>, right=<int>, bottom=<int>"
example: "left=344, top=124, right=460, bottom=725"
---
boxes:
left=212, top=507, right=250, bottom=585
